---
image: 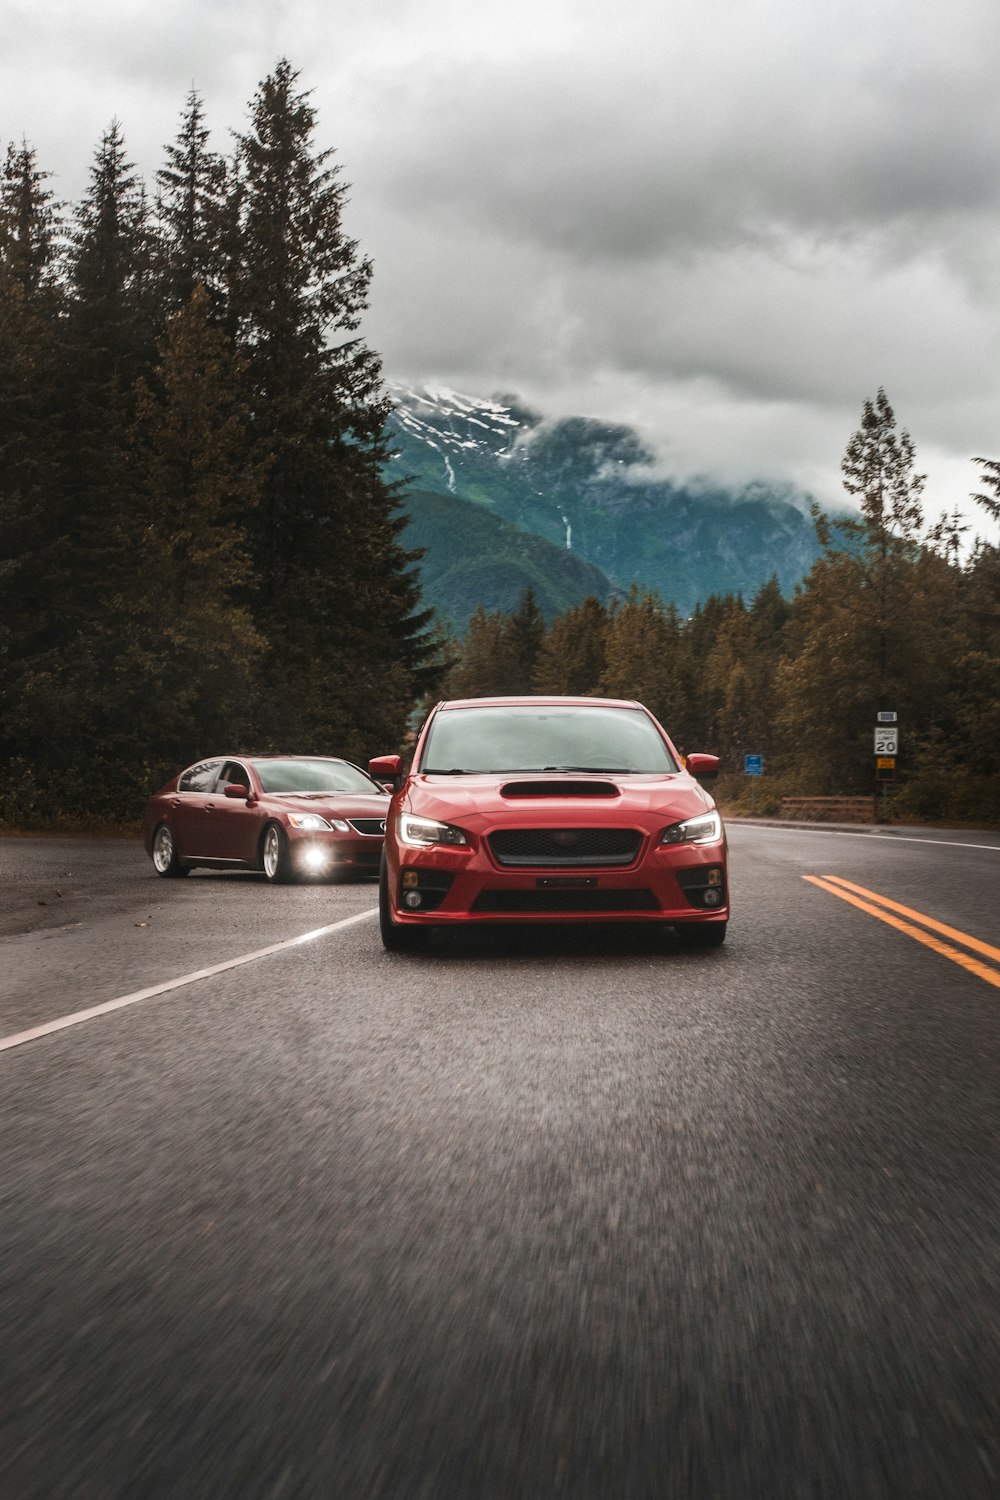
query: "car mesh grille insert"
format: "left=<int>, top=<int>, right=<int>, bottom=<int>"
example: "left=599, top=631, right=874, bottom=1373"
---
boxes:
left=347, top=819, right=386, bottom=835
left=472, top=889, right=659, bottom=914
left=488, top=827, right=642, bottom=867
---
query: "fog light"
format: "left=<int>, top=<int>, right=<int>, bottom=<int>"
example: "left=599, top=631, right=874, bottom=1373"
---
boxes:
left=403, top=890, right=423, bottom=909
left=703, top=887, right=723, bottom=907
left=302, top=846, right=328, bottom=870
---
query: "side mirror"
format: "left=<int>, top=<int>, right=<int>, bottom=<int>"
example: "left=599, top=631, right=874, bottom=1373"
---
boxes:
left=369, top=754, right=404, bottom=792
left=223, top=783, right=251, bottom=799
left=685, top=753, right=720, bottom=782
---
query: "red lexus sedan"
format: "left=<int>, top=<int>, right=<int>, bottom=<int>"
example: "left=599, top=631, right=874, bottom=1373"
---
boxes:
left=370, top=697, right=728, bottom=952
left=142, top=755, right=390, bottom=882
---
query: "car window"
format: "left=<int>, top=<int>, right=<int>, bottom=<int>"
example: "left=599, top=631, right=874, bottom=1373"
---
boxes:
left=178, top=759, right=223, bottom=793
left=250, top=758, right=387, bottom=795
left=218, top=761, right=252, bottom=790
left=420, top=706, right=680, bottom=774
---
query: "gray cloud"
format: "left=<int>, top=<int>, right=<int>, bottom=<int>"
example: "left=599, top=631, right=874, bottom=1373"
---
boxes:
left=3, top=0, right=1000, bottom=531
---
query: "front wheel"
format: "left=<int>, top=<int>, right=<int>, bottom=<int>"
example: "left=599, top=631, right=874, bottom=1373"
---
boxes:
left=675, top=921, right=727, bottom=949
left=151, top=823, right=189, bottom=878
left=261, top=823, right=294, bottom=884
left=379, top=857, right=430, bottom=952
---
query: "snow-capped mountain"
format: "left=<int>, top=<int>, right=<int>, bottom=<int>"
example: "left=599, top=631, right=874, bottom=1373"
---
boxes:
left=385, top=384, right=824, bottom=623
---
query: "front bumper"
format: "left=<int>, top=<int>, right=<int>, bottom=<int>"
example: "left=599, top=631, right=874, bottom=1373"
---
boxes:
left=287, top=829, right=383, bottom=875
left=386, top=839, right=728, bottom=926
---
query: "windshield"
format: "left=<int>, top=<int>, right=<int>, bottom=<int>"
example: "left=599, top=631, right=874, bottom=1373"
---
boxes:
left=250, top=758, right=384, bottom=795
left=420, top=705, right=679, bottom=775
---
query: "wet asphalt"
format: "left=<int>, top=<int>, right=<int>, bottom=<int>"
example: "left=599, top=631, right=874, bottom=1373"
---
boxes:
left=1, top=825, right=999, bottom=1498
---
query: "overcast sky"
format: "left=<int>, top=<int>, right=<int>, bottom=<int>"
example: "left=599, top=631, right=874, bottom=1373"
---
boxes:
left=5, top=0, right=1000, bottom=531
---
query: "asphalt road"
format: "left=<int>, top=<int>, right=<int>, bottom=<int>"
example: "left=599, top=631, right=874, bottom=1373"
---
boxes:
left=1, top=824, right=999, bottom=1498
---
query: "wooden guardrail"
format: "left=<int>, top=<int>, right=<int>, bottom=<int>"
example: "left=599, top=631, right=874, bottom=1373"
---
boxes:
left=780, top=796, right=878, bottom=823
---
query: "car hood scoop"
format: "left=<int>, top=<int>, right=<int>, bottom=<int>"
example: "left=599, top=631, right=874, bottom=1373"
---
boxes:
left=500, top=779, right=620, bottom=799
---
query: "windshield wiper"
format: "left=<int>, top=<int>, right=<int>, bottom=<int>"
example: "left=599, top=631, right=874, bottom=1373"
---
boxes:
left=539, top=765, right=635, bottom=773
left=422, top=767, right=478, bottom=775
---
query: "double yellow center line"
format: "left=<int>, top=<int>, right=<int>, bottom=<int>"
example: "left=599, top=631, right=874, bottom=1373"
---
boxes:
left=805, top=875, right=1000, bottom=990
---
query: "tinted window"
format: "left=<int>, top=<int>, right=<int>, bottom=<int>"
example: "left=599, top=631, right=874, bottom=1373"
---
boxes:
left=219, top=761, right=252, bottom=790
left=250, top=758, right=386, bottom=795
left=420, top=706, right=679, bottom=774
left=178, top=759, right=222, bottom=793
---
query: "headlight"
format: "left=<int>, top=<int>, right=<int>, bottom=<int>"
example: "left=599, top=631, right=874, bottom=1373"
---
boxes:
left=287, top=813, right=335, bottom=831
left=660, top=810, right=723, bottom=846
left=398, top=813, right=468, bottom=847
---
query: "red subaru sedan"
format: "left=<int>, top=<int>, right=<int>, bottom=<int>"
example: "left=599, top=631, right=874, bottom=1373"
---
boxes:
left=142, top=755, right=390, bottom=882
left=370, top=697, right=728, bottom=952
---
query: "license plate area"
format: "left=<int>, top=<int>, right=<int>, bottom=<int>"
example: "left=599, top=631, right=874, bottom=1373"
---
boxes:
left=536, top=876, right=597, bottom=889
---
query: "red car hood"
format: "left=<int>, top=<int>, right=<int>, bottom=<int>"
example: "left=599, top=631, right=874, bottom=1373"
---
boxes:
left=267, top=792, right=390, bottom=820
left=401, top=772, right=715, bottom=828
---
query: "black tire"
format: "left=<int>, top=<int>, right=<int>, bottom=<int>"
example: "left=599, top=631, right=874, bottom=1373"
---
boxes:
left=379, top=856, right=430, bottom=952
left=151, top=823, right=190, bottom=878
left=676, top=921, right=727, bottom=949
left=261, top=823, right=294, bottom=884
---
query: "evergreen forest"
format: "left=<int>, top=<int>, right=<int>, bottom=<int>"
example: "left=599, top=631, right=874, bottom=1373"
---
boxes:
left=435, top=391, right=1000, bottom=827
left=1, top=66, right=998, bottom=830
left=0, top=62, right=436, bottom=825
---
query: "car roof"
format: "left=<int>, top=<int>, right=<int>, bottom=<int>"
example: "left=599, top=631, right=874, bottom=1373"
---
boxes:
left=207, top=753, right=352, bottom=761
left=435, top=696, right=645, bottom=711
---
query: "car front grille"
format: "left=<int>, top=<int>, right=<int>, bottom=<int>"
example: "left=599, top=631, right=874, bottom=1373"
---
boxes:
left=487, top=827, right=643, bottom=868
left=472, top=888, right=659, bottom=913
left=347, top=818, right=387, bottom=836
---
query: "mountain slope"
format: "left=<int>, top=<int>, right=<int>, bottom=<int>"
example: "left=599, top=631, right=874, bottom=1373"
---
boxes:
left=400, top=489, right=614, bottom=629
left=386, top=385, right=824, bottom=615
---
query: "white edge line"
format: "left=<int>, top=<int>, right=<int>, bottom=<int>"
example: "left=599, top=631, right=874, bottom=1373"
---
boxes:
left=742, top=827, right=1000, bottom=852
left=0, top=907, right=378, bottom=1055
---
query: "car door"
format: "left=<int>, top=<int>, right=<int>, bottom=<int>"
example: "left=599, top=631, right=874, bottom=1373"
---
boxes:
left=209, top=760, right=261, bottom=864
left=169, top=759, right=224, bottom=859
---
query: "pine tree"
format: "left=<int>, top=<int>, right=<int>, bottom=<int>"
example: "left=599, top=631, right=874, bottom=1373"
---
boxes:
left=0, top=140, right=61, bottom=296
left=0, top=140, right=63, bottom=539
left=67, top=121, right=156, bottom=397
left=499, top=588, right=545, bottom=693
left=0, top=124, right=167, bottom=816
left=0, top=142, right=68, bottom=807
left=533, top=596, right=607, bottom=694
left=599, top=587, right=682, bottom=724
left=61, top=121, right=159, bottom=620
left=227, top=60, right=432, bottom=754
left=685, top=582, right=786, bottom=770
left=837, top=389, right=927, bottom=699
left=674, top=594, right=730, bottom=748
left=156, top=91, right=229, bottom=316
left=972, top=457, right=1000, bottom=535
left=108, top=283, right=266, bottom=785
left=774, top=542, right=957, bottom=794
left=841, top=388, right=926, bottom=550
left=442, top=607, right=509, bottom=698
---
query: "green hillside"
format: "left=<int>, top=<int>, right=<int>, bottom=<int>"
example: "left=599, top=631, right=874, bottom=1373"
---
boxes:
left=400, top=489, right=615, bottom=629
left=385, top=390, right=825, bottom=614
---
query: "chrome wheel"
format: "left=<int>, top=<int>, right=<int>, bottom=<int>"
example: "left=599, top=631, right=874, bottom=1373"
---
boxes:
left=262, top=824, right=292, bottom=883
left=152, top=824, right=188, bottom=878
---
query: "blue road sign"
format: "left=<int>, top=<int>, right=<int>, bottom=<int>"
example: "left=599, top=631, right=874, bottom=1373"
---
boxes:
left=744, top=754, right=764, bottom=776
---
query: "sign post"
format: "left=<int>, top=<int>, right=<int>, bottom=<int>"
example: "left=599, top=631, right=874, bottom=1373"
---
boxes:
left=744, top=753, right=764, bottom=814
left=874, top=712, right=898, bottom=818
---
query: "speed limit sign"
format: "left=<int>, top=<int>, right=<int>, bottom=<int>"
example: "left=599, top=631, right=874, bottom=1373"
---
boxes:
left=874, top=727, right=898, bottom=755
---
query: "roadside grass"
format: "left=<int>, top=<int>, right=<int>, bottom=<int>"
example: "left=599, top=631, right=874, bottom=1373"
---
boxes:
left=0, top=818, right=142, bottom=839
